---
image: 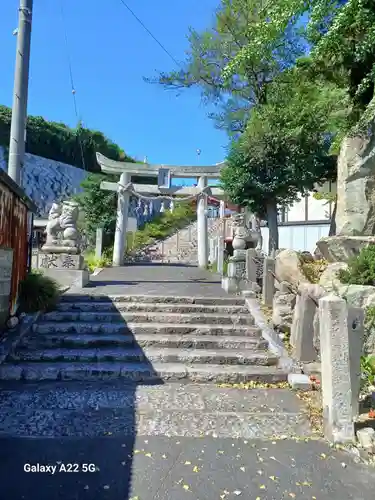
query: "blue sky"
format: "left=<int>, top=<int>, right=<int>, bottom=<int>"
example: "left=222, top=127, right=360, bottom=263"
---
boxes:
left=0, top=0, right=227, bottom=170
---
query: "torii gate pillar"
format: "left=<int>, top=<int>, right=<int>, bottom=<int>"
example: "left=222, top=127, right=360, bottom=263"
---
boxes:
left=113, top=171, right=131, bottom=266
left=197, top=175, right=208, bottom=268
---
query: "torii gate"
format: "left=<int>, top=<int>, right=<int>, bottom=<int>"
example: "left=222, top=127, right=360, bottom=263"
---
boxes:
left=97, top=153, right=226, bottom=268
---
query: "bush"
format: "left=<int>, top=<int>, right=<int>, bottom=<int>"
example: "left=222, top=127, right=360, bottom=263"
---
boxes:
left=84, top=251, right=112, bottom=272
left=339, top=246, right=375, bottom=286
left=300, top=259, right=328, bottom=284
left=18, top=271, right=61, bottom=313
left=360, top=354, right=375, bottom=391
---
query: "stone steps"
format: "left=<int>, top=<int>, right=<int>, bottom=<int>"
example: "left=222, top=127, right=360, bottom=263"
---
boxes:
left=0, top=294, right=283, bottom=383
left=0, top=361, right=287, bottom=383
left=55, top=302, right=249, bottom=314
left=59, top=294, right=245, bottom=305
left=32, top=322, right=260, bottom=336
left=38, top=310, right=253, bottom=325
left=9, top=346, right=278, bottom=365
left=18, top=333, right=267, bottom=350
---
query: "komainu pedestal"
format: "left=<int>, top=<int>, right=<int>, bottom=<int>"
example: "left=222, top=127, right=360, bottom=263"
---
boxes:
left=39, top=201, right=89, bottom=288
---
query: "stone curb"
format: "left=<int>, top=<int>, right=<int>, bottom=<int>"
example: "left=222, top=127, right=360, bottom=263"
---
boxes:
left=242, top=291, right=298, bottom=373
left=0, top=311, right=41, bottom=365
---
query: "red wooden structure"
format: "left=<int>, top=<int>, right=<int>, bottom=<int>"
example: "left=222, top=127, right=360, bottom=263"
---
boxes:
left=0, top=170, right=36, bottom=316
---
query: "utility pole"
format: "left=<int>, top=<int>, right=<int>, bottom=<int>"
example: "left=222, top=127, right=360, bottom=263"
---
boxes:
left=8, top=0, right=33, bottom=185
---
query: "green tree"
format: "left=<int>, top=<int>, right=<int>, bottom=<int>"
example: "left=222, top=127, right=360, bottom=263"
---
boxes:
left=220, top=70, right=347, bottom=253
left=146, top=0, right=304, bottom=136
left=225, top=0, right=375, bottom=127
left=74, top=173, right=118, bottom=245
left=0, top=105, right=135, bottom=171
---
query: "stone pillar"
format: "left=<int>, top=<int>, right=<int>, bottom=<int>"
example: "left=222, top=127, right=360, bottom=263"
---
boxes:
left=319, top=295, right=364, bottom=443
left=217, top=236, right=224, bottom=275
left=246, top=248, right=257, bottom=284
left=113, top=172, right=131, bottom=267
left=262, top=256, right=275, bottom=307
left=293, top=291, right=317, bottom=362
left=95, top=228, right=103, bottom=260
left=197, top=175, right=208, bottom=268
left=209, top=237, right=217, bottom=264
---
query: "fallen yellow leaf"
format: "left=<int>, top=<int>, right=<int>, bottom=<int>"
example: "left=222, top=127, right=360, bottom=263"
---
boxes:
left=184, top=461, right=192, bottom=465
left=183, top=484, right=190, bottom=491
left=302, top=481, right=312, bottom=487
left=259, top=485, right=266, bottom=490
left=193, top=466, right=200, bottom=472
left=145, top=452, right=152, bottom=458
left=289, top=494, right=296, bottom=498
left=269, top=476, right=277, bottom=481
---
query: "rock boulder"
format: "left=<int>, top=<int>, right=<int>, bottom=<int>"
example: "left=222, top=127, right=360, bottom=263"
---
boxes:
left=335, top=128, right=375, bottom=236
left=275, top=249, right=308, bottom=289
left=319, top=262, right=348, bottom=293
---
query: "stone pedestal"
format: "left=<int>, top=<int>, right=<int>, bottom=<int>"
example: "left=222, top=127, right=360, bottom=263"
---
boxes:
left=39, top=252, right=89, bottom=289
left=222, top=249, right=247, bottom=294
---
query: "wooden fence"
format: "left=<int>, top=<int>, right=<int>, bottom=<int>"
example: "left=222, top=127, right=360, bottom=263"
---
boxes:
left=0, top=170, right=36, bottom=316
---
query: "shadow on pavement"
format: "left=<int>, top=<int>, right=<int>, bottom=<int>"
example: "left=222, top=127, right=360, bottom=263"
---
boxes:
left=0, top=293, right=165, bottom=500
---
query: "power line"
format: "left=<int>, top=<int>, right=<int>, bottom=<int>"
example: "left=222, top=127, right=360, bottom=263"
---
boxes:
left=59, top=0, right=86, bottom=170
left=118, top=0, right=182, bottom=68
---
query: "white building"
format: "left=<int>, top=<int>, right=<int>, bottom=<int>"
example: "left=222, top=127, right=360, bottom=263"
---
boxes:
left=260, top=181, right=336, bottom=254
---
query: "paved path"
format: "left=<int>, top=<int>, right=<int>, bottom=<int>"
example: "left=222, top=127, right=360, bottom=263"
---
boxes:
left=79, top=263, right=228, bottom=297
left=2, top=265, right=375, bottom=498
left=0, top=381, right=375, bottom=499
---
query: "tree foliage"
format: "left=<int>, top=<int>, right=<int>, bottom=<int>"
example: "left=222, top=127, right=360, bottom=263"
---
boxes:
left=221, top=69, right=347, bottom=252
left=74, top=173, right=118, bottom=245
left=0, top=105, right=134, bottom=171
left=146, top=0, right=305, bottom=136
left=225, top=0, right=375, bottom=124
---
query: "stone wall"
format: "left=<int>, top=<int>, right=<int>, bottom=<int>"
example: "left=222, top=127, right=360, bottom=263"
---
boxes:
left=0, top=147, right=163, bottom=227
left=0, top=146, right=87, bottom=218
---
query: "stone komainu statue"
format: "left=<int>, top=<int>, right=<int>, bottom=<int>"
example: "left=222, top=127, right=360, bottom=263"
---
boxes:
left=43, top=201, right=80, bottom=250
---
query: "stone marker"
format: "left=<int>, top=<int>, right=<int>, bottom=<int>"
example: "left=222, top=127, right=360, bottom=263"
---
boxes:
left=95, top=228, right=103, bottom=260
left=217, top=236, right=224, bottom=275
left=262, top=257, right=275, bottom=307
left=319, top=295, right=364, bottom=443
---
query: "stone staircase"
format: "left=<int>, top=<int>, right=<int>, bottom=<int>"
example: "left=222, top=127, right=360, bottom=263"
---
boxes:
left=128, top=219, right=221, bottom=264
left=0, top=294, right=287, bottom=383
